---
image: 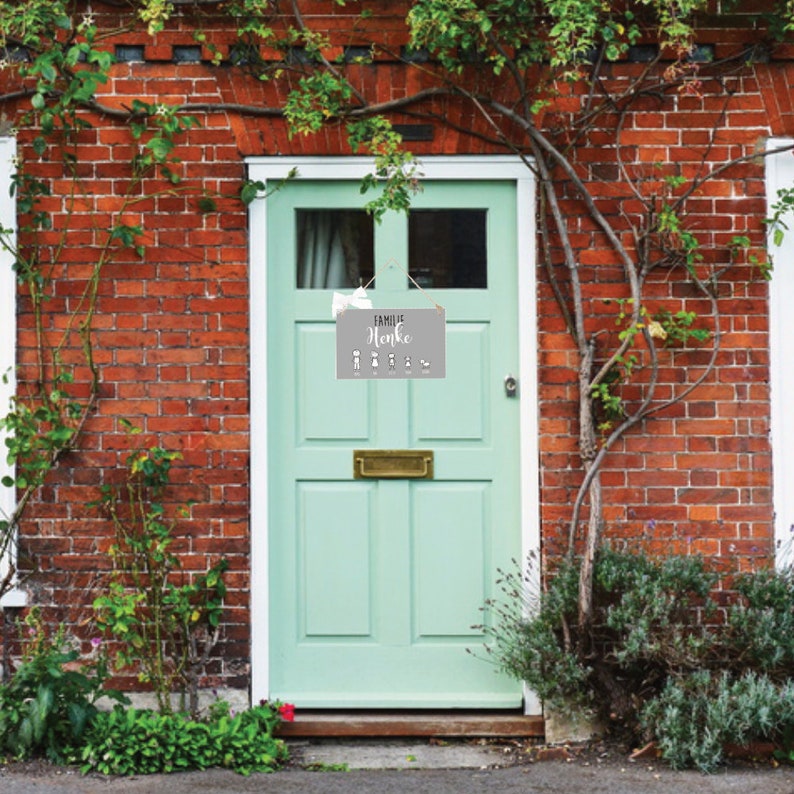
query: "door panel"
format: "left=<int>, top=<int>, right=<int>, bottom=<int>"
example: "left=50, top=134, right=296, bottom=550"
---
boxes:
left=412, top=324, right=489, bottom=441
left=413, top=482, right=489, bottom=639
left=268, top=179, right=521, bottom=707
left=300, top=483, right=374, bottom=638
left=297, top=325, right=371, bottom=441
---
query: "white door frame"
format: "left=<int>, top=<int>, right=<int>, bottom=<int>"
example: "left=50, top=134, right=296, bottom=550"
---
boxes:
left=766, top=138, right=794, bottom=568
left=247, top=156, right=539, bottom=710
left=0, top=136, right=24, bottom=608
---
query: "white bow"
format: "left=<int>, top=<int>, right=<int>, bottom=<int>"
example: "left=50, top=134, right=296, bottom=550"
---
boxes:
left=332, top=286, right=372, bottom=318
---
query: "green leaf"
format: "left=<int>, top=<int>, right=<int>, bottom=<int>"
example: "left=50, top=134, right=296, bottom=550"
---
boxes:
left=197, top=196, right=217, bottom=213
left=240, top=180, right=264, bottom=205
left=146, top=136, right=174, bottom=162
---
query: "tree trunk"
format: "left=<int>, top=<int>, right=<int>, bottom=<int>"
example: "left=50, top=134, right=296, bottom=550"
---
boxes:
left=576, top=338, right=602, bottom=640
left=578, top=469, right=602, bottom=637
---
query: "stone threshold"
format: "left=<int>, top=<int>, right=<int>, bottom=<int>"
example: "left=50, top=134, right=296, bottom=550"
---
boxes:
left=277, top=710, right=545, bottom=739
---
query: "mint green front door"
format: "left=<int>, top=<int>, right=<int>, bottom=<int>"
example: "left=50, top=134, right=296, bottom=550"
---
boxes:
left=267, top=179, right=522, bottom=707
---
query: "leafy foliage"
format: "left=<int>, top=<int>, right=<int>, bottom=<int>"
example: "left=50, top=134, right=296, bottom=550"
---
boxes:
left=0, top=609, right=127, bottom=763
left=1, top=372, right=82, bottom=492
left=0, top=0, right=223, bottom=603
left=407, top=0, right=710, bottom=77
left=480, top=554, right=591, bottom=711
left=80, top=701, right=289, bottom=776
left=0, top=2, right=112, bottom=152
left=0, top=606, right=289, bottom=774
left=727, top=566, right=794, bottom=676
left=594, top=549, right=716, bottom=668
left=92, top=433, right=228, bottom=716
left=483, top=547, right=794, bottom=770
left=588, top=298, right=709, bottom=432
left=651, top=309, right=711, bottom=347
left=766, top=186, right=794, bottom=276
left=641, top=672, right=794, bottom=772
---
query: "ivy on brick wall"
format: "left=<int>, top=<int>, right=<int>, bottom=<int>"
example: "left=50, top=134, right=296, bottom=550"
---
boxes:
left=0, top=1, right=217, bottom=601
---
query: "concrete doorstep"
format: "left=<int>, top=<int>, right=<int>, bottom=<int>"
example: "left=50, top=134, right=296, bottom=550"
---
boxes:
left=292, top=739, right=511, bottom=771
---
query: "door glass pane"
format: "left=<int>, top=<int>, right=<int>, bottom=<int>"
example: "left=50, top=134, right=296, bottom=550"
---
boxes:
left=409, top=210, right=487, bottom=288
left=296, top=209, right=374, bottom=288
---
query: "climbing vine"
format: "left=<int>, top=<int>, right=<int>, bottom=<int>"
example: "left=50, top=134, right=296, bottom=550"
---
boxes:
left=92, top=431, right=228, bottom=717
left=0, top=2, right=215, bottom=599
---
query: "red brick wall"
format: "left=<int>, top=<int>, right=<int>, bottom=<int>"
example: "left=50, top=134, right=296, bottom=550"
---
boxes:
left=2, top=2, right=789, bottom=689
left=537, top=62, right=777, bottom=563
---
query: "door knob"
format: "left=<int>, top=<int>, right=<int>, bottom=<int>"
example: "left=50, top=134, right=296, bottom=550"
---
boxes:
left=504, top=374, right=518, bottom=397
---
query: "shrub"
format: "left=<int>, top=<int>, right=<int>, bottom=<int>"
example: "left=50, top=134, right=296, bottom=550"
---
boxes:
left=594, top=548, right=717, bottom=669
left=483, top=548, right=718, bottom=727
left=92, top=438, right=228, bottom=716
left=483, top=547, right=794, bottom=770
left=80, top=702, right=289, bottom=776
left=641, top=672, right=794, bottom=773
left=727, top=566, right=794, bottom=677
left=0, top=609, right=127, bottom=763
left=482, top=555, right=591, bottom=712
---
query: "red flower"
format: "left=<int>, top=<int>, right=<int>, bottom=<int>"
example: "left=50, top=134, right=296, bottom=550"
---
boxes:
left=278, top=703, right=296, bottom=722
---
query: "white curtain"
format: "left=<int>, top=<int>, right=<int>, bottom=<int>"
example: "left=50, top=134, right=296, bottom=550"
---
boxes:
left=298, top=211, right=359, bottom=288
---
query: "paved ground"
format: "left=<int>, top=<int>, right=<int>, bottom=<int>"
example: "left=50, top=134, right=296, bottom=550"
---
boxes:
left=2, top=740, right=794, bottom=794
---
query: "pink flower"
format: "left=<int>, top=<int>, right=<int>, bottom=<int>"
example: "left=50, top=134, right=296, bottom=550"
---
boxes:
left=90, top=637, right=102, bottom=649
left=278, top=703, right=295, bottom=722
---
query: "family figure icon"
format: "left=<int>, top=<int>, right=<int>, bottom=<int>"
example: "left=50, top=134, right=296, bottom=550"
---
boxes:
left=353, top=349, right=431, bottom=374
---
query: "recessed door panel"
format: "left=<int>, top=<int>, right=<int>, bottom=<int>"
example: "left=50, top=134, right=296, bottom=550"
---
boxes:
left=297, top=324, right=371, bottom=441
left=412, top=323, right=489, bottom=443
left=413, top=482, right=488, bottom=639
left=299, top=482, right=373, bottom=638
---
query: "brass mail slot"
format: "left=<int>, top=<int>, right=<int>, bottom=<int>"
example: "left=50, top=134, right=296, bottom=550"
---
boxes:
left=353, top=449, right=434, bottom=480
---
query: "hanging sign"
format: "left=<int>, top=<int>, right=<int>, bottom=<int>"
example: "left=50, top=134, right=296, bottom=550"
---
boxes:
left=336, top=307, right=446, bottom=379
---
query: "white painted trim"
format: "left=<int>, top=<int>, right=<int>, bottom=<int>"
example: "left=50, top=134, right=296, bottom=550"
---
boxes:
left=248, top=171, right=270, bottom=704
left=246, top=156, right=539, bottom=707
left=514, top=170, right=541, bottom=715
left=0, top=137, right=24, bottom=607
left=767, top=138, right=794, bottom=568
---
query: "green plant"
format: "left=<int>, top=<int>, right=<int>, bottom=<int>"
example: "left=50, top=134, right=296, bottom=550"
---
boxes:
left=208, top=702, right=289, bottom=775
left=480, top=553, right=591, bottom=713
left=304, top=761, right=350, bottom=772
left=775, top=710, right=794, bottom=766
left=92, top=433, right=227, bottom=716
left=0, top=1, right=223, bottom=605
left=80, top=702, right=290, bottom=776
left=0, top=608, right=127, bottom=762
left=650, top=310, right=711, bottom=347
left=641, top=671, right=794, bottom=772
left=594, top=549, right=717, bottom=668
left=766, top=186, right=794, bottom=250
left=482, top=548, right=720, bottom=729
left=590, top=300, right=709, bottom=432
left=727, top=565, right=794, bottom=677
left=484, top=549, right=794, bottom=771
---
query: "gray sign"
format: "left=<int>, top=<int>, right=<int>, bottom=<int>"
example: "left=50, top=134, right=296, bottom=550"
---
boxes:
left=336, top=308, right=446, bottom=379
